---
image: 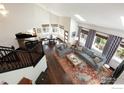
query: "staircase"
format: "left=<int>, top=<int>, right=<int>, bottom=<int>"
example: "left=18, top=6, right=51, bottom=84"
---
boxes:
left=0, top=42, right=44, bottom=73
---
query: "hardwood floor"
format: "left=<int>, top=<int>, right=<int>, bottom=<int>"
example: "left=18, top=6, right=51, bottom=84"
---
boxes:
left=44, top=45, right=72, bottom=84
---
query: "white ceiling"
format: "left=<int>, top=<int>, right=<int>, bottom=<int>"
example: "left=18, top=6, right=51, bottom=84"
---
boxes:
left=41, top=3, right=124, bottom=31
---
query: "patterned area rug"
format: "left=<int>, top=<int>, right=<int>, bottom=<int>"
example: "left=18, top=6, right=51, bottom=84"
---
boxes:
left=53, top=52, right=113, bottom=84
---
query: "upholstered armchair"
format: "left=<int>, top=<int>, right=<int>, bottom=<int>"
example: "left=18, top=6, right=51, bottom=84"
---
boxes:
left=55, top=43, right=72, bottom=57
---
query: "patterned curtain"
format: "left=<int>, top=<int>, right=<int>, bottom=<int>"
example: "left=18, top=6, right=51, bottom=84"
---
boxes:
left=102, top=35, right=122, bottom=64
left=85, top=30, right=96, bottom=49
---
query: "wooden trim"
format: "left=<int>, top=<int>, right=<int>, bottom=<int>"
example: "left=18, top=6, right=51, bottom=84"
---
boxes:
left=96, top=33, right=108, bottom=39
left=59, top=25, right=64, bottom=29
left=120, top=42, right=124, bottom=47
left=81, top=29, right=88, bottom=34
left=79, top=26, right=110, bottom=38
left=42, top=24, right=49, bottom=27
left=51, top=24, right=58, bottom=27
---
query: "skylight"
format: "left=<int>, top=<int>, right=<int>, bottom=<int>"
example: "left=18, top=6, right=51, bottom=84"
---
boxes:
left=74, top=14, right=86, bottom=22
left=120, top=16, right=124, bottom=27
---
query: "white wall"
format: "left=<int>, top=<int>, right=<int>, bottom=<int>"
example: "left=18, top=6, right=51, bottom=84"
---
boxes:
left=49, top=12, right=59, bottom=24
left=59, top=16, right=71, bottom=31
left=0, top=4, right=50, bottom=48
left=0, top=55, right=47, bottom=84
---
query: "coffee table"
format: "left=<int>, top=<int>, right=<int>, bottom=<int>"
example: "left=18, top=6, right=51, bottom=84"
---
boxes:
left=66, top=53, right=82, bottom=67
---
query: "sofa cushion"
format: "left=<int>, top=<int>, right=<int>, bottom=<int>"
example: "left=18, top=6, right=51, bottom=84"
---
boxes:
left=77, top=52, right=98, bottom=68
left=75, top=47, right=106, bottom=71
left=82, top=47, right=96, bottom=58
left=93, top=56, right=102, bottom=64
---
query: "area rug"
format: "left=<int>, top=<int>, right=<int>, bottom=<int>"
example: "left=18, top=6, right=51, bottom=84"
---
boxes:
left=53, top=52, right=113, bottom=84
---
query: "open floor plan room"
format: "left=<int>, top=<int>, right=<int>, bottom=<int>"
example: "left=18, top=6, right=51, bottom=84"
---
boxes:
left=0, top=3, right=124, bottom=85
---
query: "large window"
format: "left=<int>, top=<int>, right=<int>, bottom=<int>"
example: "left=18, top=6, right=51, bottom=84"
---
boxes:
left=92, top=33, right=108, bottom=53
left=112, top=41, right=124, bottom=63
left=42, top=24, right=59, bottom=38
left=109, top=41, right=124, bottom=69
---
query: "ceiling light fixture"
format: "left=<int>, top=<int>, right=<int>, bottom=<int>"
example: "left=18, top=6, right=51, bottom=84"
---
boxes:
left=74, top=14, right=86, bottom=22
left=120, top=16, right=124, bottom=27
left=0, top=4, right=8, bottom=16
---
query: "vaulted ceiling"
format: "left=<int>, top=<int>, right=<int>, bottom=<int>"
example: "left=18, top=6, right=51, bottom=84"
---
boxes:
left=41, top=3, right=124, bottom=31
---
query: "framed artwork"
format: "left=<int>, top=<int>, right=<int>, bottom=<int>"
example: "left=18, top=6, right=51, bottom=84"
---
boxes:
left=37, top=28, right=41, bottom=33
left=72, top=32, right=76, bottom=37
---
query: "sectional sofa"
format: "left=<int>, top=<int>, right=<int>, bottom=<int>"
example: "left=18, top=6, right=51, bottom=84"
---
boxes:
left=75, top=46, right=106, bottom=71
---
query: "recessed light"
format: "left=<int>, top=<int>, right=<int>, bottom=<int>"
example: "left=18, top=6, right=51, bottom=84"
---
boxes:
left=120, top=16, right=124, bottom=26
left=74, top=14, right=86, bottom=22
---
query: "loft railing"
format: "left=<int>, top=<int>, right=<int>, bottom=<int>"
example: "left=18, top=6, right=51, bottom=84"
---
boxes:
left=25, top=41, right=44, bottom=66
left=0, top=42, right=44, bottom=73
left=0, top=46, right=19, bottom=62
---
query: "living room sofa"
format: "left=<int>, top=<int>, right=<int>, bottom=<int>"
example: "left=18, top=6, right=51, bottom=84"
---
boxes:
left=75, top=46, right=106, bottom=71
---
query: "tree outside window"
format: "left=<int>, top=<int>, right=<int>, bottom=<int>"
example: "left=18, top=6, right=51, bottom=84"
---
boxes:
left=115, top=45, right=124, bottom=60
left=93, top=36, right=107, bottom=51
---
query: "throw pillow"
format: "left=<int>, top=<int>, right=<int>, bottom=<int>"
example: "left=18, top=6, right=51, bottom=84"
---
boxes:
left=85, top=50, right=93, bottom=57
left=93, top=56, right=102, bottom=64
left=77, top=46, right=82, bottom=51
left=90, top=52, right=96, bottom=58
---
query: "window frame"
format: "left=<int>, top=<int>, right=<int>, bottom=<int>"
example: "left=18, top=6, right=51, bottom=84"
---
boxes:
left=92, top=32, right=108, bottom=53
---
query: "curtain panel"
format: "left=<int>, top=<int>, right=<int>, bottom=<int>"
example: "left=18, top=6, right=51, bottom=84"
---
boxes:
left=85, top=30, right=96, bottom=49
left=102, top=35, right=122, bottom=64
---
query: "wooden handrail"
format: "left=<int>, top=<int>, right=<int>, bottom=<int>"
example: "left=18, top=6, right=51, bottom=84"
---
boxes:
left=0, top=42, right=44, bottom=73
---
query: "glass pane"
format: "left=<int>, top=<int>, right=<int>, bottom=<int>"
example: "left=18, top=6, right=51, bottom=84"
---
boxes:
left=79, top=33, right=88, bottom=46
left=114, top=46, right=124, bottom=62
left=92, top=36, right=107, bottom=53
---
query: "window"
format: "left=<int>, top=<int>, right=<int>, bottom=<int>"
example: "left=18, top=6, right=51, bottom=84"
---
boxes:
left=92, top=32, right=108, bottom=53
left=52, top=27, right=58, bottom=32
left=109, top=41, right=124, bottom=69
left=43, top=27, right=49, bottom=33
left=112, top=41, right=124, bottom=63
left=115, top=45, right=124, bottom=61
left=79, top=30, right=88, bottom=46
left=42, top=24, right=50, bottom=34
